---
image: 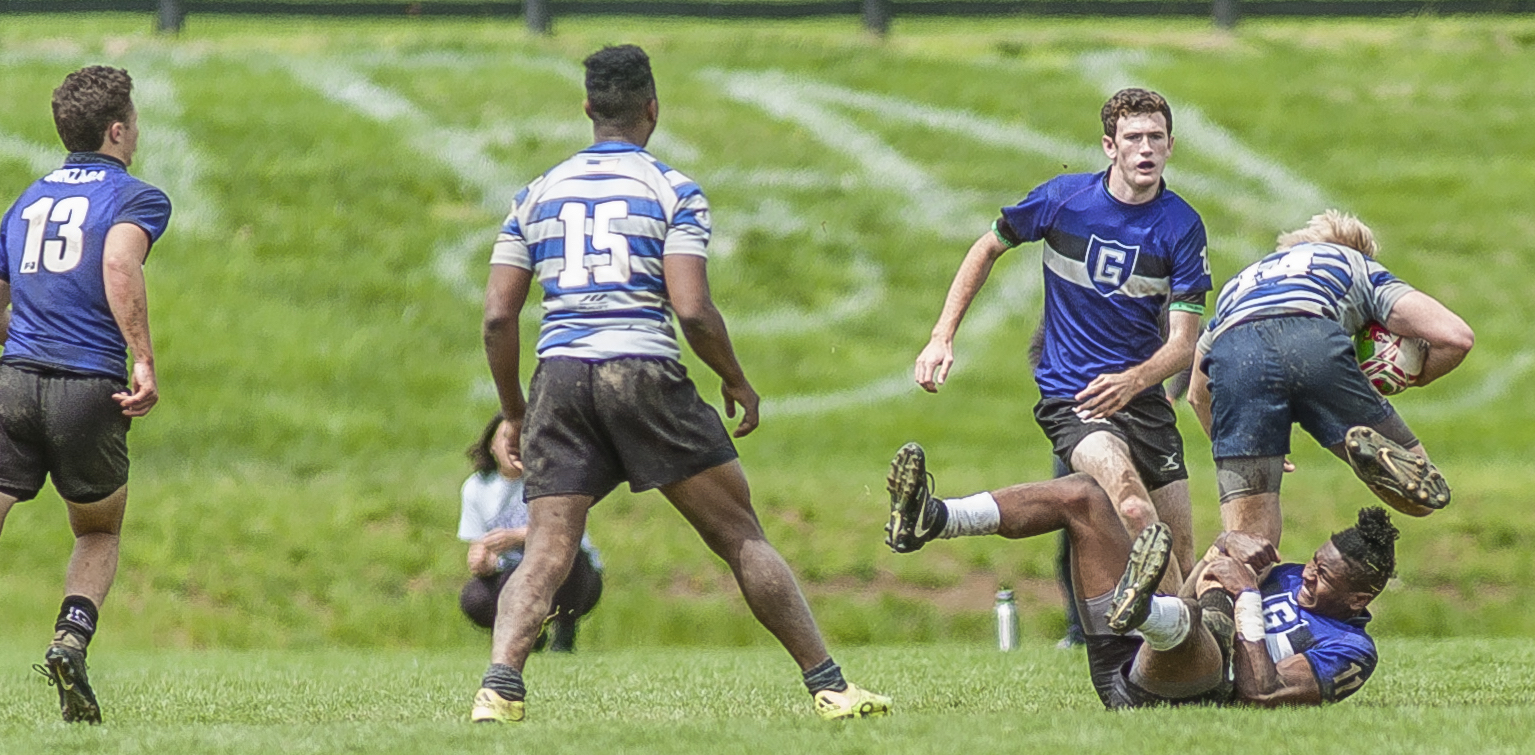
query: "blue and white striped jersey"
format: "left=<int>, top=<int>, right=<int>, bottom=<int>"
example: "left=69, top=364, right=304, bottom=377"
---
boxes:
left=490, top=141, right=709, bottom=362
left=1198, top=242, right=1416, bottom=354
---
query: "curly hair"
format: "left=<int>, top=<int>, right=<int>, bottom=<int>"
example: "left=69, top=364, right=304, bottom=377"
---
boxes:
left=583, top=44, right=656, bottom=130
left=1100, top=88, right=1172, bottom=139
left=52, top=66, right=134, bottom=153
left=466, top=412, right=505, bottom=476
left=1331, top=506, right=1399, bottom=592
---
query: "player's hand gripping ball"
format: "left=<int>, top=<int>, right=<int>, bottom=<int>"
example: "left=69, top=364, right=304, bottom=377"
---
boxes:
left=1355, top=322, right=1427, bottom=396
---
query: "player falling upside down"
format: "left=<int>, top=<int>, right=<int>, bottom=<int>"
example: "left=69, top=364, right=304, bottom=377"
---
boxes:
left=914, top=88, right=1211, bottom=593
left=885, top=442, right=1394, bottom=707
left=473, top=44, right=888, bottom=723
left=1187, top=210, right=1474, bottom=545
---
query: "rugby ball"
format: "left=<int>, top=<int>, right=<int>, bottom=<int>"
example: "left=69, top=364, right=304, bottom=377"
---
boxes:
left=1355, top=322, right=1427, bottom=396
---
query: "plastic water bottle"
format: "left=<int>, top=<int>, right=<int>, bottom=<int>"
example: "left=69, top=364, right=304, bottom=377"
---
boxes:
left=995, top=589, right=1018, bottom=651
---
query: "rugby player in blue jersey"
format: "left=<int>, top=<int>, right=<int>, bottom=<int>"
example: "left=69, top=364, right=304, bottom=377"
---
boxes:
left=910, top=89, right=1211, bottom=591
left=1187, top=211, right=1474, bottom=545
left=885, top=443, right=1394, bottom=707
left=472, top=45, right=889, bottom=724
left=0, top=66, right=171, bottom=724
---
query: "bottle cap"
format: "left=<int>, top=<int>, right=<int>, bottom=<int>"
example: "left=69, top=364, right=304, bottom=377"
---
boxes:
left=996, top=589, right=1014, bottom=601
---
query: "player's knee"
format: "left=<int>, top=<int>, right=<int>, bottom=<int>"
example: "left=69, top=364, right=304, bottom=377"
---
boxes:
left=1118, top=496, right=1157, bottom=531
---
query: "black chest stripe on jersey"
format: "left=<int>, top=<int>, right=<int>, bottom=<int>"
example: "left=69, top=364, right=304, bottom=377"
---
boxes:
left=1042, top=229, right=1172, bottom=279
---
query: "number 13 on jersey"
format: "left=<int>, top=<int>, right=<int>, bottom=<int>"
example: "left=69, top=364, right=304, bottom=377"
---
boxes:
left=557, top=200, right=632, bottom=289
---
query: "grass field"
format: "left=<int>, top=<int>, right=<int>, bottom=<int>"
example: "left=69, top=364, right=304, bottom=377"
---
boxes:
left=3, top=641, right=1535, bottom=754
left=2, top=14, right=1534, bottom=654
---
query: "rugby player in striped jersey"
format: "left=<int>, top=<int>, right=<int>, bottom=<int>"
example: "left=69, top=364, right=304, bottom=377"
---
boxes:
left=1187, top=211, right=1474, bottom=545
left=471, top=44, right=889, bottom=724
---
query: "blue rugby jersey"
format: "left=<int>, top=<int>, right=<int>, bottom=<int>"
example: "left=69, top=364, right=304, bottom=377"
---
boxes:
left=1, top=153, right=172, bottom=379
left=1259, top=563, right=1378, bottom=703
left=490, top=141, right=709, bottom=362
left=998, top=171, right=1211, bottom=399
left=1198, top=242, right=1416, bottom=354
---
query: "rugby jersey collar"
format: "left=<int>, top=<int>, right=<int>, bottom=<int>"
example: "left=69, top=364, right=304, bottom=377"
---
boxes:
left=63, top=151, right=127, bottom=169
left=1098, top=167, right=1167, bottom=207
left=585, top=140, right=647, bottom=154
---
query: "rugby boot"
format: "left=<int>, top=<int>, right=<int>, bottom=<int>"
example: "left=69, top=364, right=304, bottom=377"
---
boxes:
left=1343, top=427, right=1450, bottom=516
left=814, top=682, right=892, bottom=720
left=885, top=442, right=947, bottom=553
left=470, top=688, right=525, bottom=723
left=34, top=631, right=101, bottom=724
left=1106, top=522, right=1173, bottom=634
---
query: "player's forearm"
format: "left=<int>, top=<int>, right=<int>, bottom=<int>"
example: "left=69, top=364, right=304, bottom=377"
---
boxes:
left=930, top=235, right=1009, bottom=343
left=1188, top=373, right=1213, bottom=438
left=1416, top=337, right=1472, bottom=386
left=1231, top=639, right=1289, bottom=705
left=678, top=303, right=750, bottom=387
left=103, top=256, right=154, bottom=368
left=1128, top=312, right=1199, bottom=386
left=483, top=319, right=526, bottom=419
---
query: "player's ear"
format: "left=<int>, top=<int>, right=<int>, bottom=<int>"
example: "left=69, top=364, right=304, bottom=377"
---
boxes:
left=1101, top=133, right=1115, bottom=159
left=645, top=98, right=658, bottom=124
left=582, top=98, right=595, bottom=121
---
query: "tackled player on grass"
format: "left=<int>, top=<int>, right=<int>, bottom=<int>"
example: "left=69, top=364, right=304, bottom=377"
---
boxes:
left=473, top=44, right=889, bottom=724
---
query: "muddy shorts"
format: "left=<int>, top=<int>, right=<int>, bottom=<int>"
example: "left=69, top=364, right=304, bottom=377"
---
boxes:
left=0, top=361, right=130, bottom=503
left=1034, top=390, right=1188, bottom=491
left=521, top=357, right=738, bottom=501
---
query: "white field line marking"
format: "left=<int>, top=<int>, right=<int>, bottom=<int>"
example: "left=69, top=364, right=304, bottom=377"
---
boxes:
left=131, top=66, right=218, bottom=233
left=703, top=68, right=989, bottom=239
left=1407, top=350, right=1535, bottom=421
left=764, top=251, right=1039, bottom=417
left=1076, top=50, right=1328, bottom=226
left=0, top=131, right=62, bottom=174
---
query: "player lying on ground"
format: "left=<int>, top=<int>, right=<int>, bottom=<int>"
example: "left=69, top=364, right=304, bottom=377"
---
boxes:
left=1102, top=507, right=1395, bottom=707
left=474, top=44, right=888, bottom=723
left=884, top=442, right=1393, bottom=707
left=914, top=89, right=1211, bottom=594
left=1, top=66, right=170, bottom=725
left=1187, top=210, right=1474, bottom=545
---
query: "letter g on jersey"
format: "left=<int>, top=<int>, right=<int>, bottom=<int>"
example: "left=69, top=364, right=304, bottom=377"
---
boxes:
left=1086, top=235, right=1140, bottom=297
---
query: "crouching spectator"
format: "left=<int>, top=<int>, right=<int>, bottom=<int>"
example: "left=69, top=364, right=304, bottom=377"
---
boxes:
left=458, top=413, right=603, bottom=651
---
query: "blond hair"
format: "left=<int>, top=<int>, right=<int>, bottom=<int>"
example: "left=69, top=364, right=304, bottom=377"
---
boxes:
left=1276, top=210, right=1379, bottom=257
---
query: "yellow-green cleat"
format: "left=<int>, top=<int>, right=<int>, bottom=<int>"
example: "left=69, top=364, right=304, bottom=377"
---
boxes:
left=470, top=688, right=525, bottom=723
left=814, top=682, right=892, bottom=720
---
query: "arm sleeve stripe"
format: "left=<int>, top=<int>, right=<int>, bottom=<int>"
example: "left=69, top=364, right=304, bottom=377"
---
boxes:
left=1168, top=301, right=1205, bottom=315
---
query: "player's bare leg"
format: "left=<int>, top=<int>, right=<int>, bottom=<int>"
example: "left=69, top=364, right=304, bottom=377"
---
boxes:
left=1149, top=480, right=1194, bottom=587
left=0, top=492, right=16, bottom=539
left=991, top=475, right=1134, bottom=598
left=475, top=494, right=590, bottom=723
left=1071, top=431, right=1184, bottom=592
left=1106, top=524, right=1230, bottom=699
left=1221, top=492, right=1282, bottom=548
left=661, top=460, right=828, bottom=669
left=489, top=495, right=591, bottom=670
left=63, top=486, right=129, bottom=607
left=665, top=460, right=889, bottom=719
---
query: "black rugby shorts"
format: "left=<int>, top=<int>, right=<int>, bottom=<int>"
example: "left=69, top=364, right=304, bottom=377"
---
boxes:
left=520, top=357, right=739, bottom=501
left=1034, top=390, right=1188, bottom=491
left=0, top=361, right=131, bottom=503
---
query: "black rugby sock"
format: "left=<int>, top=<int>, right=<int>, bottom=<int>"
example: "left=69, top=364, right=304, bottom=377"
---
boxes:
left=481, top=663, right=527, bottom=702
left=55, top=595, right=99, bottom=647
left=802, top=658, right=849, bottom=695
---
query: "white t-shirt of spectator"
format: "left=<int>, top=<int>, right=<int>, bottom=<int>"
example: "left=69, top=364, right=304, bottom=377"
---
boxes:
left=457, top=472, right=601, bottom=573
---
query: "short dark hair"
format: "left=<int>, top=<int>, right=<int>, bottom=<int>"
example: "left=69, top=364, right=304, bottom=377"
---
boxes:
left=53, top=66, right=134, bottom=153
left=466, top=412, right=505, bottom=476
left=583, top=44, right=656, bottom=129
left=1332, top=507, right=1399, bottom=592
left=1100, top=88, right=1172, bottom=138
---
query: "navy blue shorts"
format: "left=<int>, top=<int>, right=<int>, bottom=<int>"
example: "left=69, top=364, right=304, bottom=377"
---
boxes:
left=1204, top=316, right=1393, bottom=459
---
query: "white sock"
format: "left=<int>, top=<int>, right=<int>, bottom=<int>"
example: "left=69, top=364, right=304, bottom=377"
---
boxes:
left=938, top=492, right=1001, bottom=539
left=1135, top=596, right=1191, bottom=651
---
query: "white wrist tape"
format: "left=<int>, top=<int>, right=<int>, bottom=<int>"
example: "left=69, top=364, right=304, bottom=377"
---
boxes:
left=1234, top=590, right=1265, bottom=643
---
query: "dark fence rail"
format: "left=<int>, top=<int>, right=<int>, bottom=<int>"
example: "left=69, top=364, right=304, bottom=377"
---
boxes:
left=7, top=0, right=1535, bottom=34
